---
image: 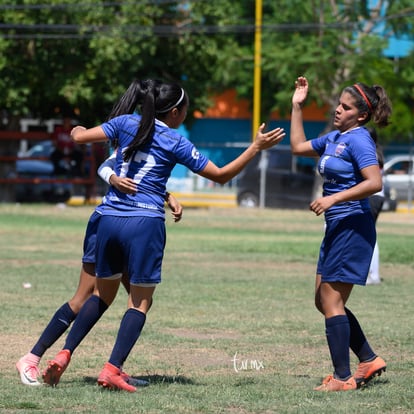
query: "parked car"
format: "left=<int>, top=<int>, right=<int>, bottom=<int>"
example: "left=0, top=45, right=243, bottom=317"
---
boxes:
left=383, top=153, right=414, bottom=201
left=237, top=145, right=398, bottom=211
left=13, top=140, right=73, bottom=203
left=237, top=146, right=317, bottom=209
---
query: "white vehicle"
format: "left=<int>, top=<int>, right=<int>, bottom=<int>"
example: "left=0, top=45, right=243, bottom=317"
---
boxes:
left=383, top=154, right=414, bottom=201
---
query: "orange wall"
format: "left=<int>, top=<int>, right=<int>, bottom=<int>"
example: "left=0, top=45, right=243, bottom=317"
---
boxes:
left=194, top=89, right=329, bottom=122
left=194, top=90, right=251, bottom=119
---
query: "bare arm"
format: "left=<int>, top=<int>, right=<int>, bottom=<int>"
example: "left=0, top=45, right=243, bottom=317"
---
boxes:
left=73, top=122, right=284, bottom=185
left=290, top=77, right=318, bottom=156
left=71, top=126, right=108, bottom=143
left=165, top=192, right=183, bottom=222
left=310, top=165, right=383, bottom=216
left=198, top=123, right=285, bottom=185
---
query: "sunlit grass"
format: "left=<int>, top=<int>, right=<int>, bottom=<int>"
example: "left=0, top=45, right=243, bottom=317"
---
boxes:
left=0, top=204, right=413, bottom=413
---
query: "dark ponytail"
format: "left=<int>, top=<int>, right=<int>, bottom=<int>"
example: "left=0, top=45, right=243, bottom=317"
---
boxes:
left=123, top=80, right=158, bottom=161
left=121, top=79, right=188, bottom=161
left=345, top=83, right=392, bottom=128
left=107, top=79, right=145, bottom=121
left=372, top=85, right=392, bottom=128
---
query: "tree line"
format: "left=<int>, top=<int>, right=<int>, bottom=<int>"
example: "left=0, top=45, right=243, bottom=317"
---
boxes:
left=0, top=0, right=413, bottom=142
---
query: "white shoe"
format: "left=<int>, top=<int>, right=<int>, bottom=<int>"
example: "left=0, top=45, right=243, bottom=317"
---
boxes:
left=16, top=356, right=41, bottom=386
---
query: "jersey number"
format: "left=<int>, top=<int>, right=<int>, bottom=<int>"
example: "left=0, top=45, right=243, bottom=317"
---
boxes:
left=120, top=151, right=156, bottom=184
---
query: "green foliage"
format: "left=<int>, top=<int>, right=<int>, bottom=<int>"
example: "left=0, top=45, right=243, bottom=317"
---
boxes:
left=241, top=0, right=414, bottom=141
left=0, top=1, right=413, bottom=139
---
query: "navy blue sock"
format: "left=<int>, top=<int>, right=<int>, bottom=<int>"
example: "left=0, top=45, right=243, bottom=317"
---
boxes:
left=108, top=309, right=146, bottom=369
left=31, top=302, right=77, bottom=357
left=325, top=315, right=352, bottom=380
left=63, top=295, right=108, bottom=354
left=345, top=307, right=376, bottom=362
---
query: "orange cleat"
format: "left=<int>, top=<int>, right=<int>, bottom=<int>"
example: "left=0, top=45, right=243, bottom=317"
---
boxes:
left=98, top=362, right=137, bottom=392
left=314, top=375, right=357, bottom=392
left=42, top=349, right=71, bottom=387
left=354, top=356, right=386, bottom=387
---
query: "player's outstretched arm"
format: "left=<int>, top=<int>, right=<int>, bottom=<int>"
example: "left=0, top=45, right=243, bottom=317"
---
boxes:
left=198, top=123, right=285, bottom=185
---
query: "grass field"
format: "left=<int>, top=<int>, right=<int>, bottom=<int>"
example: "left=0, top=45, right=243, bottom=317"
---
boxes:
left=0, top=204, right=413, bottom=413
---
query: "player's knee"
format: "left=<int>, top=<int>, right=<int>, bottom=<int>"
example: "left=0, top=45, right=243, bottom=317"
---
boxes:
left=68, top=297, right=88, bottom=314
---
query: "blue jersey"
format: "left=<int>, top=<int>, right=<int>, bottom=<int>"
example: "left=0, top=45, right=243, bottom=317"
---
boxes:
left=311, top=127, right=378, bottom=221
left=101, top=114, right=209, bottom=218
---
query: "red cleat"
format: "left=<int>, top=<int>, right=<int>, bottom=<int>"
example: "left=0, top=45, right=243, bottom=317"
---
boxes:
left=42, top=349, right=71, bottom=387
left=98, top=362, right=137, bottom=392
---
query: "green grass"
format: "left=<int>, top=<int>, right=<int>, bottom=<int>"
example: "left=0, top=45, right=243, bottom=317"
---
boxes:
left=0, top=204, right=413, bottom=413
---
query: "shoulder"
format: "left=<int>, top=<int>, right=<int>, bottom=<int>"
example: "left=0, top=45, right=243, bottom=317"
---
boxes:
left=155, top=123, right=185, bottom=145
left=311, top=130, right=338, bottom=150
left=314, top=130, right=339, bottom=142
left=348, top=128, right=375, bottom=150
left=102, top=114, right=140, bottom=134
left=106, top=113, right=140, bottom=126
left=346, top=128, right=377, bottom=167
left=348, top=127, right=371, bottom=139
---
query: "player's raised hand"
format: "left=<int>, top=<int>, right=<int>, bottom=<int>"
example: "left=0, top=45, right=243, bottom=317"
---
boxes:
left=253, top=123, right=285, bottom=151
left=292, top=76, right=309, bottom=107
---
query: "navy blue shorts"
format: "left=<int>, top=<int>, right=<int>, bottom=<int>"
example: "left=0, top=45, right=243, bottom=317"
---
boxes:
left=317, top=213, right=376, bottom=286
left=82, top=210, right=101, bottom=264
left=95, top=215, right=166, bottom=285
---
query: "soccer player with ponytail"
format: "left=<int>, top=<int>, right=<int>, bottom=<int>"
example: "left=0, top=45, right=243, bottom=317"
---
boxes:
left=290, top=76, right=392, bottom=392
left=42, top=78, right=285, bottom=392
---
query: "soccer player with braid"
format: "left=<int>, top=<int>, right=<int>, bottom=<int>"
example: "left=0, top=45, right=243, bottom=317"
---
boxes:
left=290, top=76, right=391, bottom=391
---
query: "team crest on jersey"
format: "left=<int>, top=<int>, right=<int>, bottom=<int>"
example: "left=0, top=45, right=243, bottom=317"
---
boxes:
left=335, top=142, right=346, bottom=156
left=191, top=147, right=200, bottom=160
